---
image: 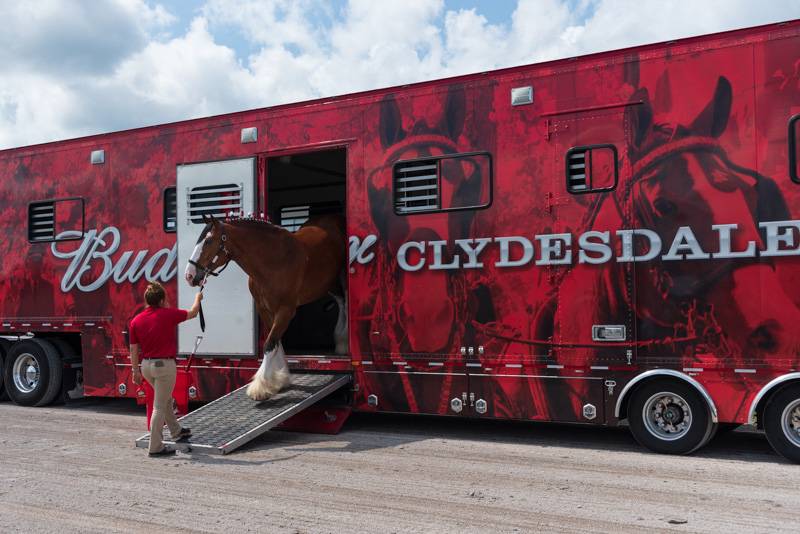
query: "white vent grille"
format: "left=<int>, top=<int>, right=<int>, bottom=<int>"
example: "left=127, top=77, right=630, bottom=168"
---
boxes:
left=567, top=150, right=588, bottom=192
left=394, top=161, right=439, bottom=213
left=28, top=202, right=55, bottom=241
left=188, top=183, right=242, bottom=223
left=280, top=205, right=310, bottom=231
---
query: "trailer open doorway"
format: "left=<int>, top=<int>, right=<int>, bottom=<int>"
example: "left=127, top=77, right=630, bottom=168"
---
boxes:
left=266, top=147, right=347, bottom=356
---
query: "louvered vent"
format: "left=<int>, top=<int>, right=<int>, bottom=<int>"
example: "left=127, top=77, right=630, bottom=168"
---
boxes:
left=394, top=161, right=439, bottom=213
left=280, top=205, right=310, bottom=231
left=163, top=187, right=177, bottom=232
left=188, top=183, right=242, bottom=223
left=279, top=201, right=343, bottom=232
left=567, top=150, right=588, bottom=192
left=28, top=202, right=55, bottom=242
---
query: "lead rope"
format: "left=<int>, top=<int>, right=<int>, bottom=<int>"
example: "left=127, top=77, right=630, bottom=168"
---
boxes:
left=198, top=278, right=207, bottom=333
left=187, top=281, right=207, bottom=373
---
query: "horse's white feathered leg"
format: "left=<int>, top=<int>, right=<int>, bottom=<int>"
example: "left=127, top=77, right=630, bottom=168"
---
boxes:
left=333, top=292, right=348, bottom=355
left=246, top=342, right=290, bottom=401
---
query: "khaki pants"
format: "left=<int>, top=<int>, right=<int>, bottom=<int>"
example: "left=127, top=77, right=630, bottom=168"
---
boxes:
left=141, top=359, right=181, bottom=453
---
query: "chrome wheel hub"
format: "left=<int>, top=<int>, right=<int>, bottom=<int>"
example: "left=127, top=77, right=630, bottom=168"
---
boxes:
left=780, top=399, right=800, bottom=448
left=12, top=353, right=40, bottom=394
left=643, top=392, right=692, bottom=441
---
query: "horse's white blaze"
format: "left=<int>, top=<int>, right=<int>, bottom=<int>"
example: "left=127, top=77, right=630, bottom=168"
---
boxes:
left=333, top=293, right=348, bottom=355
left=184, top=241, right=204, bottom=285
left=246, top=342, right=290, bottom=401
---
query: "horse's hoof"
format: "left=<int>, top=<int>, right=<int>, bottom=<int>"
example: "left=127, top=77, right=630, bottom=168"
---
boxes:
left=245, top=381, right=273, bottom=401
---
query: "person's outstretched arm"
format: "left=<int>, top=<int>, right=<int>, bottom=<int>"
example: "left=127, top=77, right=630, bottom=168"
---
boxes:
left=185, top=292, right=204, bottom=319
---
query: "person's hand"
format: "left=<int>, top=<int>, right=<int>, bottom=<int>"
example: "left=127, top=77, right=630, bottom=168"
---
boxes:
left=132, top=367, right=143, bottom=385
left=195, top=292, right=204, bottom=302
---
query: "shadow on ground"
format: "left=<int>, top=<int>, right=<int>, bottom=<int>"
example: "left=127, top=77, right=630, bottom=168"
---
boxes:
left=2, top=396, right=782, bottom=464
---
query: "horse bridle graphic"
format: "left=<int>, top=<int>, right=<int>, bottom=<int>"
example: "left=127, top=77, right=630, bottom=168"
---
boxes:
left=478, top=136, right=761, bottom=352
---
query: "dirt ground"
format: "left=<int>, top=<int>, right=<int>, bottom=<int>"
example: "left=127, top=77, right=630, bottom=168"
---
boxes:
left=0, top=398, right=798, bottom=534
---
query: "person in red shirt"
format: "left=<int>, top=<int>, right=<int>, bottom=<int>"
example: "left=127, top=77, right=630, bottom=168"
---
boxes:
left=130, top=282, right=203, bottom=456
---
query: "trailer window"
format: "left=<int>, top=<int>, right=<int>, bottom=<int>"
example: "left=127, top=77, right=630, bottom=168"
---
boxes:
left=279, top=201, right=344, bottom=232
left=27, top=197, right=85, bottom=243
left=163, top=187, right=177, bottom=232
left=393, top=152, right=492, bottom=215
left=187, top=183, right=242, bottom=223
left=566, top=145, right=618, bottom=194
left=790, top=114, right=800, bottom=184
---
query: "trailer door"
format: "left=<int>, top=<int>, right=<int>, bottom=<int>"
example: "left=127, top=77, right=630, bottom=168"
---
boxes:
left=176, top=158, right=257, bottom=356
left=546, top=108, right=636, bottom=368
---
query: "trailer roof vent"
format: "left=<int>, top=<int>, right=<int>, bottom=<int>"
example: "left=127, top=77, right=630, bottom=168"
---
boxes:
left=394, top=161, right=439, bottom=213
left=240, top=127, right=258, bottom=144
left=188, top=183, right=242, bottom=223
left=28, top=201, right=56, bottom=241
left=566, top=150, right=588, bottom=192
left=511, top=86, right=533, bottom=106
left=90, top=149, right=105, bottom=165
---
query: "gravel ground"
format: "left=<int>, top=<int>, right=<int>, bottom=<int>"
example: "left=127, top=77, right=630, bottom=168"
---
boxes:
left=0, top=398, right=798, bottom=534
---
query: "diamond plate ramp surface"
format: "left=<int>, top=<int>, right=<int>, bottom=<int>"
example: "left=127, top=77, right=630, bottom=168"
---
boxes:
left=135, top=373, right=351, bottom=454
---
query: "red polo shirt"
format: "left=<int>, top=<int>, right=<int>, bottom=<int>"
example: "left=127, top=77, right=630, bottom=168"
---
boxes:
left=129, top=307, right=189, bottom=359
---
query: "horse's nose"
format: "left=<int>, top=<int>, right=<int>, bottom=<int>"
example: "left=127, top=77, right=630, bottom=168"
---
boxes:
left=748, top=320, right=781, bottom=353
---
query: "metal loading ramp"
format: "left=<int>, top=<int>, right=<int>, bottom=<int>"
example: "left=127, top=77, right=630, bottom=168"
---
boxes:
left=135, top=372, right=351, bottom=454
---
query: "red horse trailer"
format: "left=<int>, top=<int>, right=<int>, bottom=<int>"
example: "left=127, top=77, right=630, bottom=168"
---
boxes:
left=2, top=19, right=800, bottom=460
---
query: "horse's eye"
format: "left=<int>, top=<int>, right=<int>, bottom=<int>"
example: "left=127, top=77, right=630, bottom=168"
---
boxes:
left=653, top=197, right=677, bottom=217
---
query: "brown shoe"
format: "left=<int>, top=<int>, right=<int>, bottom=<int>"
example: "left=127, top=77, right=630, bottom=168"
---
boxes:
left=172, top=427, right=192, bottom=441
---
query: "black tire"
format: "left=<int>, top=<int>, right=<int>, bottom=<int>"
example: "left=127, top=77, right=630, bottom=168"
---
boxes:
left=3, top=339, right=63, bottom=407
left=0, top=339, right=9, bottom=401
left=628, top=380, right=713, bottom=455
left=715, top=423, right=740, bottom=435
left=48, top=338, right=80, bottom=403
left=763, top=384, right=800, bottom=463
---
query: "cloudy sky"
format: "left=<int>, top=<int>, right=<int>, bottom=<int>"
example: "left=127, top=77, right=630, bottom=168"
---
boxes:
left=1, top=0, right=799, bottom=150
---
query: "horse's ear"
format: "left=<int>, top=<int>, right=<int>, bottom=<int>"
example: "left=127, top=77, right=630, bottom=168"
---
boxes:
left=439, top=84, right=466, bottom=141
left=689, top=76, right=732, bottom=138
left=625, top=88, right=653, bottom=152
left=654, top=70, right=672, bottom=112
left=380, top=95, right=405, bottom=149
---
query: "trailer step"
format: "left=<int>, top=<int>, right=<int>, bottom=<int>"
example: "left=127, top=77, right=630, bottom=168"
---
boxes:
left=135, top=372, right=351, bottom=454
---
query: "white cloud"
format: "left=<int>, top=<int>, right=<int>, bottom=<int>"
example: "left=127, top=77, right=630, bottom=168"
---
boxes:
left=1, top=0, right=799, bottom=149
left=0, top=0, right=174, bottom=76
left=202, top=0, right=325, bottom=51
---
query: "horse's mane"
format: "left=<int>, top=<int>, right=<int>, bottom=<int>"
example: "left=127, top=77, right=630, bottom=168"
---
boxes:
left=223, top=215, right=287, bottom=233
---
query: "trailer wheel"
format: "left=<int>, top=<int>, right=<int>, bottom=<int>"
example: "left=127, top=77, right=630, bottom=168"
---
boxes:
left=3, top=339, right=63, bottom=407
left=628, top=380, right=714, bottom=455
left=0, top=339, right=9, bottom=401
left=763, top=384, right=800, bottom=463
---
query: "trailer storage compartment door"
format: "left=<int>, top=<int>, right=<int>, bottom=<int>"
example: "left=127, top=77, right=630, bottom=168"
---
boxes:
left=176, top=158, right=257, bottom=356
